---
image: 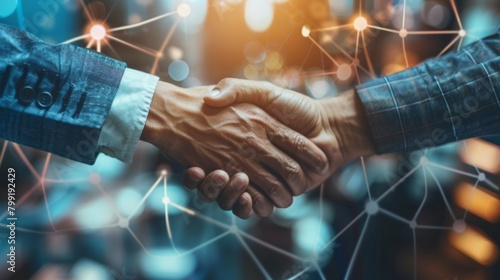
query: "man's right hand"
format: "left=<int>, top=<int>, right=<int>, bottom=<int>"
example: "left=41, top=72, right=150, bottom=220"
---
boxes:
left=140, top=81, right=329, bottom=217
left=184, top=78, right=375, bottom=218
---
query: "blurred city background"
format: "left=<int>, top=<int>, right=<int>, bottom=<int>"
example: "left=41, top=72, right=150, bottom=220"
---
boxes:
left=0, top=0, right=499, bottom=279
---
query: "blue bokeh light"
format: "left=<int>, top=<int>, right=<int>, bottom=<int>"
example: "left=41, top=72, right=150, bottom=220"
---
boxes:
left=0, top=0, right=18, bottom=18
left=293, top=217, right=334, bottom=257
left=168, top=60, right=190, bottom=81
left=140, top=248, right=196, bottom=279
left=117, top=188, right=144, bottom=217
left=74, top=197, right=116, bottom=228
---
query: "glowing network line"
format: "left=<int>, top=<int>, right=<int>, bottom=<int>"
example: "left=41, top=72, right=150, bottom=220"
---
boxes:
left=1, top=0, right=500, bottom=279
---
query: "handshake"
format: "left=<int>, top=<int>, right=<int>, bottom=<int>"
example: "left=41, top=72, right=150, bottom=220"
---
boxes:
left=140, top=78, right=375, bottom=219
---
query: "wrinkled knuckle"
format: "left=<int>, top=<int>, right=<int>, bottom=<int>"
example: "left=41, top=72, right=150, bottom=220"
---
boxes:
left=262, top=81, right=276, bottom=93
left=244, top=105, right=264, bottom=118
left=285, top=160, right=301, bottom=181
left=293, top=133, right=306, bottom=154
left=252, top=193, right=265, bottom=208
left=266, top=181, right=282, bottom=198
left=219, top=78, right=236, bottom=88
left=244, top=134, right=258, bottom=144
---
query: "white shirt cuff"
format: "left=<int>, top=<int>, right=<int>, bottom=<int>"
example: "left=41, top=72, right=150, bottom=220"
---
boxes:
left=97, top=68, right=159, bottom=162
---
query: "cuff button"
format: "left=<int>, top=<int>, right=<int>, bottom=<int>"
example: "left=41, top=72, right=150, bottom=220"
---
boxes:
left=37, top=91, right=54, bottom=108
left=18, top=86, right=36, bottom=104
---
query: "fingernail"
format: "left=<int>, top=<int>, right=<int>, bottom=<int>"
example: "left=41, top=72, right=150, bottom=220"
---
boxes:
left=189, top=172, right=202, bottom=182
left=214, top=174, right=227, bottom=185
left=231, top=175, right=246, bottom=190
left=208, top=89, right=221, bottom=97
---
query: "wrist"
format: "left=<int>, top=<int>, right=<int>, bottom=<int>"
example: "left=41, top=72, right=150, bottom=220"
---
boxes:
left=322, top=89, right=375, bottom=162
left=140, top=81, right=178, bottom=147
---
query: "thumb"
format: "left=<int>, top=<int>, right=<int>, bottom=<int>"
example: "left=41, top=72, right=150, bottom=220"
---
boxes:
left=203, top=87, right=236, bottom=107
left=204, top=78, right=275, bottom=108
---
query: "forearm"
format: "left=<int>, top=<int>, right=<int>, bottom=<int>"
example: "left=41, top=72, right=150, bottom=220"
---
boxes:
left=140, top=81, right=182, bottom=149
left=320, top=89, right=375, bottom=161
left=356, top=30, right=500, bottom=154
left=0, top=24, right=126, bottom=164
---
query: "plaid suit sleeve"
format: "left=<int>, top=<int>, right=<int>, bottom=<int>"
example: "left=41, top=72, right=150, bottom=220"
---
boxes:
left=355, top=29, right=500, bottom=154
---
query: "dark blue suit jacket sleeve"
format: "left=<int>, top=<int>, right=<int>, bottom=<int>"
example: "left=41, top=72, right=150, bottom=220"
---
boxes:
left=0, top=24, right=126, bottom=164
left=356, top=29, right=500, bottom=153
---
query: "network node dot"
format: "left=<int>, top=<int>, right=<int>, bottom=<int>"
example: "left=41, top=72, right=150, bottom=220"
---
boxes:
left=90, top=24, right=107, bottom=41
left=399, top=28, right=408, bottom=38
left=409, top=220, right=417, bottom=229
left=118, top=218, right=129, bottom=228
left=177, top=3, right=191, bottom=18
left=365, top=200, right=379, bottom=215
left=301, top=25, right=311, bottom=37
left=420, top=156, right=428, bottom=165
left=89, top=173, right=101, bottom=185
left=453, top=220, right=466, bottom=233
left=353, top=16, right=368, bottom=31
left=458, top=29, right=466, bottom=37
left=161, top=169, right=168, bottom=176
left=337, top=63, right=352, bottom=81
left=478, top=173, right=486, bottom=182
left=229, top=225, right=238, bottom=234
left=156, top=52, right=164, bottom=59
left=162, top=197, right=171, bottom=204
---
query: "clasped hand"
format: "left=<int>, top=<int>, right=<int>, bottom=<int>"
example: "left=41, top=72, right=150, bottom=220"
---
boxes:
left=141, top=81, right=338, bottom=218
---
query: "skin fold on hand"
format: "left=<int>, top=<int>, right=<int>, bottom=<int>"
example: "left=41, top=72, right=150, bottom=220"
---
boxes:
left=140, top=81, right=329, bottom=217
left=184, top=78, right=375, bottom=219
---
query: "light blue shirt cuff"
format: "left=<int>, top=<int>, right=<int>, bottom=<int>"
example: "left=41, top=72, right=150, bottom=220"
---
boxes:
left=97, top=68, right=159, bottom=162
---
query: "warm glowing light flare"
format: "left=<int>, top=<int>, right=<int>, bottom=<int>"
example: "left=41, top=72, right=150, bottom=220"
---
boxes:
left=454, top=182, right=500, bottom=222
left=461, top=139, right=500, bottom=174
left=177, top=3, right=191, bottom=18
left=90, top=24, right=107, bottom=41
left=301, top=25, right=310, bottom=37
left=353, top=16, right=368, bottom=31
left=449, top=227, right=498, bottom=266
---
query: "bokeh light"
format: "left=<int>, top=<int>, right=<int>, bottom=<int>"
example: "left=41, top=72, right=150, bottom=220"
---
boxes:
left=177, top=3, right=192, bottom=18
left=293, top=217, right=334, bottom=256
left=140, top=249, right=197, bottom=279
left=168, top=46, right=184, bottom=60
left=336, top=63, right=352, bottom=81
left=74, top=197, right=115, bottom=228
left=116, top=188, right=144, bottom=217
left=245, top=0, right=274, bottom=32
left=0, top=0, right=17, bottom=18
left=168, top=60, right=190, bottom=81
